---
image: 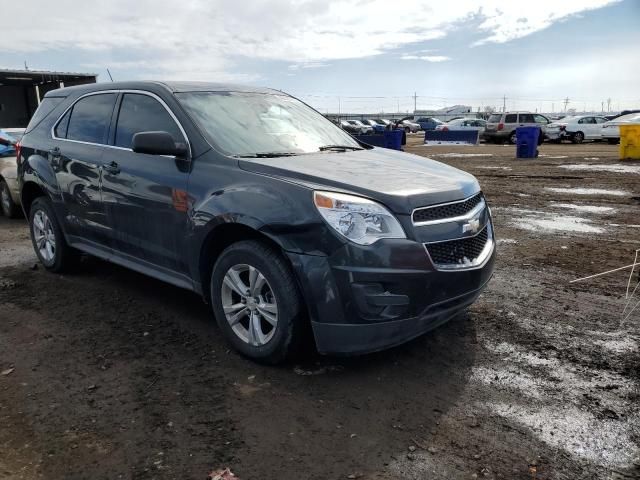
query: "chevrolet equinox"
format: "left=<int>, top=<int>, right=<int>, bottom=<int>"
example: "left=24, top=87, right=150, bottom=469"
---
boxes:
left=18, top=82, right=495, bottom=363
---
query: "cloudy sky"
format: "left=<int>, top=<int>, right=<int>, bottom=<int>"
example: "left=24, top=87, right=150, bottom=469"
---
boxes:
left=3, top=0, right=639, bottom=113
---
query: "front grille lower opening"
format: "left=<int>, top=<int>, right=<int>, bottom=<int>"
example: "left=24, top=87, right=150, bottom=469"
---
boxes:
left=413, top=192, right=483, bottom=224
left=426, top=227, right=489, bottom=266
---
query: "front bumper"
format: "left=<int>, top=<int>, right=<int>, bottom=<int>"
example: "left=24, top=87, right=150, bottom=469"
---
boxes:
left=287, top=232, right=495, bottom=355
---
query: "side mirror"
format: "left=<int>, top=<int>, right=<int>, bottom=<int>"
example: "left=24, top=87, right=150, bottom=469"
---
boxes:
left=132, top=131, right=188, bottom=158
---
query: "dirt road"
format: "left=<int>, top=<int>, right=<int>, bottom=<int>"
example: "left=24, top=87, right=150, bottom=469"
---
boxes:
left=1, top=140, right=639, bottom=479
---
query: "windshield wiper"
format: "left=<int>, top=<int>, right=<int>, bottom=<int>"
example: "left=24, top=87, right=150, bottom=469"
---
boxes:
left=236, top=152, right=299, bottom=158
left=319, top=145, right=363, bottom=152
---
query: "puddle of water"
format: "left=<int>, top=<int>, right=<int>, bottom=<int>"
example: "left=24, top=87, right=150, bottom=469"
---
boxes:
left=545, top=187, right=629, bottom=197
left=560, top=164, right=640, bottom=174
left=551, top=203, right=615, bottom=214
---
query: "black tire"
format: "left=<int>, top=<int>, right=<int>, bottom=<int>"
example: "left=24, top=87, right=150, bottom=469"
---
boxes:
left=404, top=127, right=410, bottom=134
left=572, top=131, right=584, bottom=144
left=210, top=240, right=305, bottom=364
left=29, top=197, right=79, bottom=272
left=607, top=138, right=619, bottom=145
left=509, top=131, right=517, bottom=144
left=0, top=179, right=20, bottom=218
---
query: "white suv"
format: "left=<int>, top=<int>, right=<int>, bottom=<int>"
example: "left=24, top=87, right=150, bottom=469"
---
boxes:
left=483, top=112, right=550, bottom=144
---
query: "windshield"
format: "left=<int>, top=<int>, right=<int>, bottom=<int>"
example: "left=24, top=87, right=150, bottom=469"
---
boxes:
left=176, top=91, right=360, bottom=156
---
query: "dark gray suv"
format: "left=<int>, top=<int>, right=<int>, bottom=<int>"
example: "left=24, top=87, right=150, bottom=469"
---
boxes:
left=18, top=81, right=495, bottom=363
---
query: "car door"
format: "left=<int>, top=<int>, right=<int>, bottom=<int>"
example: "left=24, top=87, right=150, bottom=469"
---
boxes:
left=594, top=117, right=607, bottom=138
left=101, top=91, right=191, bottom=276
left=50, top=92, right=118, bottom=250
left=578, top=117, right=596, bottom=138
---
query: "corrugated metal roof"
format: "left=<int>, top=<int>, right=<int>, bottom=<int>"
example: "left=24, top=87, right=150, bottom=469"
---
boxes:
left=0, top=68, right=97, bottom=78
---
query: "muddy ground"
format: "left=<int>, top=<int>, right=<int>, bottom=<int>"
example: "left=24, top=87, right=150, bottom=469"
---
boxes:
left=1, top=139, right=639, bottom=480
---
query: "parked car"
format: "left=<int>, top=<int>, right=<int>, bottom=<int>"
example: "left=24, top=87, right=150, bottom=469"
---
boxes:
left=398, top=120, right=421, bottom=133
left=483, top=112, right=550, bottom=144
left=0, top=128, right=26, bottom=218
left=602, top=112, right=640, bottom=144
left=18, top=81, right=495, bottom=363
left=374, top=119, right=393, bottom=128
left=415, top=117, right=444, bottom=131
left=435, top=118, right=487, bottom=135
left=545, top=115, right=609, bottom=143
left=361, top=119, right=386, bottom=133
left=347, top=120, right=374, bottom=135
left=339, top=120, right=362, bottom=135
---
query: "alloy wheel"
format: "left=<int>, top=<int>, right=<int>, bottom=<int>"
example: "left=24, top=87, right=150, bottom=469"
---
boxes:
left=32, top=209, right=56, bottom=263
left=221, top=264, right=278, bottom=346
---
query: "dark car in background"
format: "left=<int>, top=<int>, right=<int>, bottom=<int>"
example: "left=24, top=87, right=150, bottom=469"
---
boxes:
left=18, top=81, right=495, bottom=363
left=416, top=117, right=444, bottom=131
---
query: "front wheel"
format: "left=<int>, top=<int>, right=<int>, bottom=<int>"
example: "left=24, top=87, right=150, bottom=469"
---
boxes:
left=210, top=240, right=305, bottom=364
left=29, top=197, right=79, bottom=272
left=607, top=138, right=619, bottom=145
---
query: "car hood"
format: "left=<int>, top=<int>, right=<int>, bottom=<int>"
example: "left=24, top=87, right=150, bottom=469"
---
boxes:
left=239, top=148, right=480, bottom=214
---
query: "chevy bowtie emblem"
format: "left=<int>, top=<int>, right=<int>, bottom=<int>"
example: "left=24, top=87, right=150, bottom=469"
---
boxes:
left=462, top=218, right=481, bottom=234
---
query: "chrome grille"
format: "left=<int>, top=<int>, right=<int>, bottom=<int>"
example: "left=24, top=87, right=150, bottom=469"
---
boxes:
left=426, top=227, right=489, bottom=267
left=413, top=192, right=483, bottom=224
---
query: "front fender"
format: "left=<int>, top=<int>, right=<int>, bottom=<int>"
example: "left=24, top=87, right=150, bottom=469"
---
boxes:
left=191, top=180, right=342, bottom=255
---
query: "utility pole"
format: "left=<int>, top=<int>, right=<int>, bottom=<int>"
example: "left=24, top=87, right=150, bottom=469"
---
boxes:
left=413, top=92, right=417, bottom=113
left=563, top=97, right=570, bottom=112
left=601, top=101, right=604, bottom=113
left=338, top=97, right=341, bottom=116
left=552, top=102, right=554, bottom=113
left=502, top=95, right=506, bottom=112
left=607, top=98, right=611, bottom=112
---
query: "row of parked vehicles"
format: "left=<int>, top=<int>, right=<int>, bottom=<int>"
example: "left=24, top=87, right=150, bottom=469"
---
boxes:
left=335, top=111, right=640, bottom=145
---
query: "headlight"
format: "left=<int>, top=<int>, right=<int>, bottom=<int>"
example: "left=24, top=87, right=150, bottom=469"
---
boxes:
left=313, top=191, right=406, bottom=245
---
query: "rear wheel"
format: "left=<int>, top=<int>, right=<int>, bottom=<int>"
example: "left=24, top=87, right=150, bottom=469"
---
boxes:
left=29, top=197, right=79, bottom=272
left=0, top=179, right=20, bottom=218
left=607, top=138, right=619, bottom=145
left=404, top=127, right=410, bottom=134
left=210, top=240, right=304, bottom=364
left=572, top=131, right=585, bottom=144
left=509, top=131, right=517, bottom=144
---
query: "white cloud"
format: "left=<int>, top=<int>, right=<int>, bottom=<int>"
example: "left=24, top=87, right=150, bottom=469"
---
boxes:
left=400, top=55, right=450, bottom=62
left=287, top=62, right=331, bottom=71
left=2, top=0, right=621, bottom=79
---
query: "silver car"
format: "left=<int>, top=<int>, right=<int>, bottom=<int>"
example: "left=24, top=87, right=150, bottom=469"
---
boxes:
left=0, top=128, right=25, bottom=218
left=484, top=112, right=550, bottom=144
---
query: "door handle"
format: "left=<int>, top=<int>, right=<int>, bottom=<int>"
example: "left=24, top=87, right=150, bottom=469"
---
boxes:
left=102, top=161, right=120, bottom=175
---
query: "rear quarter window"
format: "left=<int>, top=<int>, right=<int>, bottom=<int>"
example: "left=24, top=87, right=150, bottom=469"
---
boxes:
left=488, top=114, right=502, bottom=123
left=25, top=97, right=64, bottom=133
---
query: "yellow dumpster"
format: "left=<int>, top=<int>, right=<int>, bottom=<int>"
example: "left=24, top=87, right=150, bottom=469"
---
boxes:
left=619, top=124, right=640, bottom=160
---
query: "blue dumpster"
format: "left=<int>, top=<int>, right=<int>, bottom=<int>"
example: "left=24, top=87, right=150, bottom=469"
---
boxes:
left=516, top=127, right=540, bottom=158
left=383, top=129, right=404, bottom=150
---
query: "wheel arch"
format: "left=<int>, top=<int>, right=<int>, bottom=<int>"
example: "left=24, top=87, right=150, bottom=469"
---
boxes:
left=197, top=221, right=300, bottom=302
left=20, top=181, right=48, bottom=218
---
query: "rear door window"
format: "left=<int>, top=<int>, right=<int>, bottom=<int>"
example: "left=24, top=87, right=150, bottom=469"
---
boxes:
left=518, top=114, right=535, bottom=123
left=114, top=93, right=184, bottom=148
left=64, top=93, right=117, bottom=144
left=504, top=114, right=517, bottom=123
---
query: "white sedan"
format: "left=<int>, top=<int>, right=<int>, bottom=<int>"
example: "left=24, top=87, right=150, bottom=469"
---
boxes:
left=602, top=113, right=640, bottom=145
left=435, top=118, right=486, bottom=134
left=545, top=115, right=609, bottom=143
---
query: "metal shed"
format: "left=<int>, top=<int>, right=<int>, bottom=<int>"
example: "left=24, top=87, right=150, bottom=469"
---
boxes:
left=0, top=69, right=97, bottom=127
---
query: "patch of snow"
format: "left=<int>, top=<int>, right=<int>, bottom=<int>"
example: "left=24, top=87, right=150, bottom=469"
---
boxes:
left=428, top=153, right=494, bottom=158
left=560, top=164, right=640, bottom=174
left=539, top=154, right=568, bottom=158
left=545, top=187, right=629, bottom=197
left=551, top=203, right=615, bottom=214
left=584, top=157, right=600, bottom=160
left=497, top=238, right=517, bottom=245
left=609, top=223, right=640, bottom=228
left=477, top=166, right=512, bottom=170
left=503, top=207, right=604, bottom=233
